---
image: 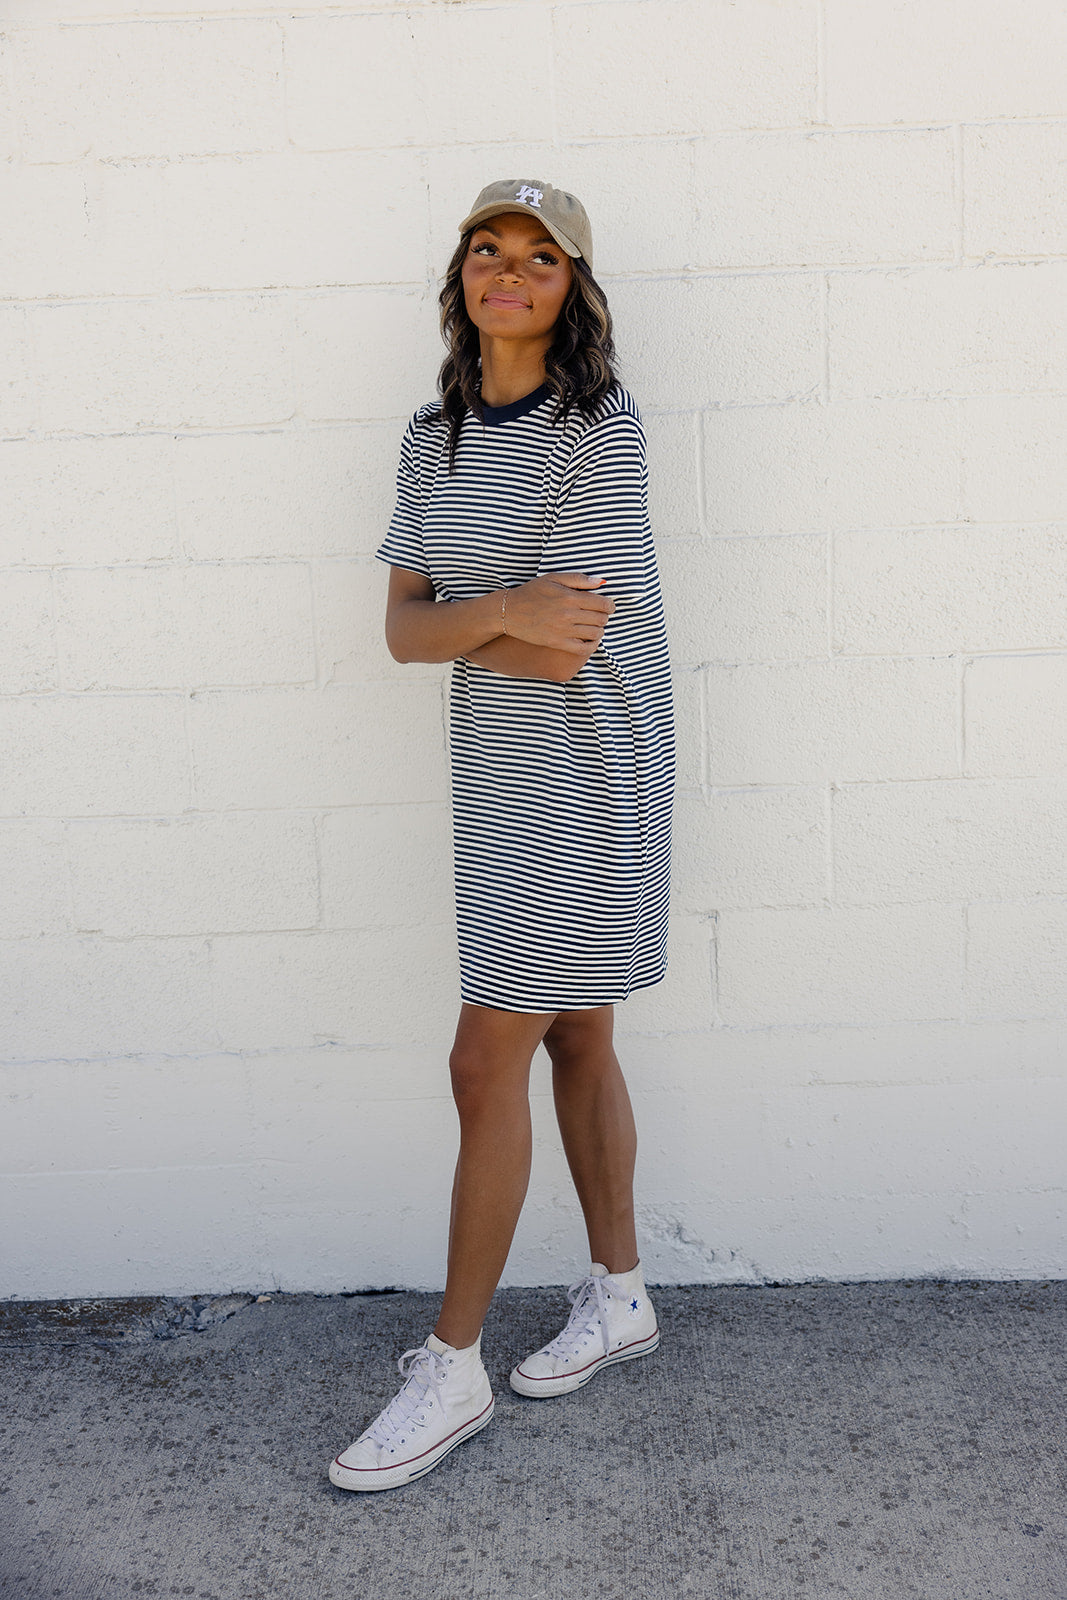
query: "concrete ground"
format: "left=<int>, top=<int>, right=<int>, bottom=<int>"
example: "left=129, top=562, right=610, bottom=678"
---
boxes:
left=1, top=1280, right=1065, bottom=1600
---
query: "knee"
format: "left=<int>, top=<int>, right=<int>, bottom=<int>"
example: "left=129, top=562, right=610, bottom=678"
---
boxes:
left=448, top=1042, right=522, bottom=1114
left=543, top=1012, right=612, bottom=1074
left=542, top=1025, right=585, bottom=1072
left=448, top=1042, right=484, bottom=1106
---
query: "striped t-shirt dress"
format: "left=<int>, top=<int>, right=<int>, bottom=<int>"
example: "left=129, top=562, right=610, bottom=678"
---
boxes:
left=376, top=380, right=674, bottom=1015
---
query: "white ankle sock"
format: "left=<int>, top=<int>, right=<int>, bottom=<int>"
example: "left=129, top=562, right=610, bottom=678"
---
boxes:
left=427, top=1330, right=482, bottom=1360
left=600, top=1260, right=644, bottom=1289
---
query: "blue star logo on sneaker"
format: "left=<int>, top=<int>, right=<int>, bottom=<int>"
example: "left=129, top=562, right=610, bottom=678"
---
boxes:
left=509, top=1268, right=660, bottom=1397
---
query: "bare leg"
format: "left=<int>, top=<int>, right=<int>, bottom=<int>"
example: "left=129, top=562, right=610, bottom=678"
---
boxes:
left=543, top=1006, right=640, bottom=1275
left=433, top=1002, right=556, bottom=1349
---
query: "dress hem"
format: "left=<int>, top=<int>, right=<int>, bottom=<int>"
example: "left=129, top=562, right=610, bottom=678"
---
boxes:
left=460, top=968, right=667, bottom=1016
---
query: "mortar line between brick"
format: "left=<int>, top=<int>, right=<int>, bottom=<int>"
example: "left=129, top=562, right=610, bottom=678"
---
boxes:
left=0, top=646, right=1022, bottom=704
left=312, top=809, right=325, bottom=931
left=698, top=665, right=709, bottom=798
left=44, top=564, right=60, bottom=694
left=547, top=4, right=561, bottom=148
left=9, top=393, right=1067, bottom=439
left=19, top=254, right=1065, bottom=315
left=164, top=427, right=185, bottom=565
left=12, top=1161, right=271, bottom=1182
left=0, top=1042, right=413, bottom=1070
left=419, top=147, right=433, bottom=291
left=284, top=288, right=302, bottom=427
left=709, top=911, right=723, bottom=1028
left=277, top=14, right=292, bottom=152
left=23, top=557, right=324, bottom=573
left=181, top=687, right=196, bottom=813
left=0, top=799, right=446, bottom=819
left=953, top=121, right=965, bottom=264
left=58, top=809, right=78, bottom=941
left=693, top=410, right=706, bottom=534
left=306, top=558, right=322, bottom=689
left=956, top=394, right=967, bottom=523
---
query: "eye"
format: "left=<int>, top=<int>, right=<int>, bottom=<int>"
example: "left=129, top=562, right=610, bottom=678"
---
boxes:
left=471, top=240, right=498, bottom=255
left=533, top=250, right=560, bottom=266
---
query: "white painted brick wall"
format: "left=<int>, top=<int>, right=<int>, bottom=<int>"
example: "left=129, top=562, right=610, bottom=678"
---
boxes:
left=2, top=0, right=1065, bottom=1297
left=833, top=526, right=1067, bottom=655
left=68, top=814, right=321, bottom=936
left=29, top=296, right=295, bottom=431
left=824, top=0, right=1067, bottom=124
left=693, top=129, right=958, bottom=268
left=829, top=263, right=1067, bottom=397
left=961, top=396, right=1067, bottom=523
left=964, top=123, right=1067, bottom=257
left=613, top=275, right=824, bottom=408
left=703, top=399, right=964, bottom=533
left=964, top=655, right=1067, bottom=776
left=7, top=435, right=180, bottom=564
left=11, top=20, right=286, bottom=161
left=55, top=562, right=316, bottom=690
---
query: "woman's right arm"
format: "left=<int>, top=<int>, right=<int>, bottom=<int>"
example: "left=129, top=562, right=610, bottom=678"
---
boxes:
left=385, top=567, right=503, bottom=663
left=385, top=567, right=614, bottom=672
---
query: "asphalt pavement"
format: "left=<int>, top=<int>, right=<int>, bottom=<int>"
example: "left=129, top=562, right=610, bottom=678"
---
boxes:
left=1, top=1279, right=1065, bottom=1600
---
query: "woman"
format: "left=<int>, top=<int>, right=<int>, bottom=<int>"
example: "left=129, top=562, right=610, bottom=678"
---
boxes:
left=329, top=180, right=674, bottom=1492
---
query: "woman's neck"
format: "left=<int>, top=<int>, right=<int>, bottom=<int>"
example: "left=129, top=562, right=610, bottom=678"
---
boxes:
left=477, top=335, right=551, bottom=408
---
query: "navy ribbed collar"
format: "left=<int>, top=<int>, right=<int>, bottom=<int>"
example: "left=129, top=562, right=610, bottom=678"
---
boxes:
left=477, top=383, right=553, bottom=426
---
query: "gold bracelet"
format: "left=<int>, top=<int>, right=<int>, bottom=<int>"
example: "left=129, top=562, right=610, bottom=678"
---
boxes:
left=501, top=589, right=509, bottom=635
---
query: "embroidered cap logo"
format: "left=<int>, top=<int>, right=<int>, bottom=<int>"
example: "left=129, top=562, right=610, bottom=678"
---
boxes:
left=515, top=185, right=544, bottom=209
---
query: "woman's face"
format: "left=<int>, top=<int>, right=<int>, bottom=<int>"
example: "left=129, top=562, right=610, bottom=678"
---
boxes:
left=461, top=211, right=574, bottom=346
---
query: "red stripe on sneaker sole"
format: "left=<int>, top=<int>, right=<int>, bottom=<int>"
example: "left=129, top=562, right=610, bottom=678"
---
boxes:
left=513, top=1326, right=660, bottom=1388
left=330, top=1395, right=495, bottom=1488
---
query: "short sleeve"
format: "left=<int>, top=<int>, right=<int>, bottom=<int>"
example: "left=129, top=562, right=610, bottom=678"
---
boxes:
left=375, top=416, right=432, bottom=579
left=538, top=408, right=650, bottom=604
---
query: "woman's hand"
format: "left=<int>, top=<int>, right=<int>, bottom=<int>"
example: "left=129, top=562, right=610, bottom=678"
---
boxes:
left=502, top=572, right=614, bottom=654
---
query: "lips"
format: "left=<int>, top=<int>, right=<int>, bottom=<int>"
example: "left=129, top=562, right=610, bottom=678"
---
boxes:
left=483, top=294, right=530, bottom=309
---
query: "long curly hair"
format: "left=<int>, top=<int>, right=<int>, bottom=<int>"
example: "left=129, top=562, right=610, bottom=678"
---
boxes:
left=437, top=228, right=617, bottom=470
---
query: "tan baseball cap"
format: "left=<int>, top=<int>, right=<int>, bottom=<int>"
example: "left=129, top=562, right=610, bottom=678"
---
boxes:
left=458, top=179, right=593, bottom=270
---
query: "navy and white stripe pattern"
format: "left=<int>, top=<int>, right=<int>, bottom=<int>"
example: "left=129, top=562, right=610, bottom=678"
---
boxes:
left=376, top=382, right=674, bottom=1013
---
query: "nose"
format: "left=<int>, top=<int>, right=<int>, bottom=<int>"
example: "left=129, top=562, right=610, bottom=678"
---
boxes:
left=495, top=251, right=524, bottom=280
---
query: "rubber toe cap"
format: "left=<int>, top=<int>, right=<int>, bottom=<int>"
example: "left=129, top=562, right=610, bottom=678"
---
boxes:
left=333, top=1436, right=381, bottom=1473
left=513, top=1350, right=562, bottom=1381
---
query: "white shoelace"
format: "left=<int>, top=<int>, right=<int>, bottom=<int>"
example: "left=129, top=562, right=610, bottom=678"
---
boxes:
left=364, top=1344, right=451, bottom=1448
left=546, top=1273, right=631, bottom=1361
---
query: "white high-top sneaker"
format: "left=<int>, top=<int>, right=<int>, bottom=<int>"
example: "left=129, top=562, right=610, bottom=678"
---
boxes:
left=329, top=1331, right=494, bottom=1492
left=510, top=1261, right=659, bottom=1398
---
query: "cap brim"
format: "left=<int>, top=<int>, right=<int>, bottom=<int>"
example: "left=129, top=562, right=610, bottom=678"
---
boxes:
left=457, top=202, right=583, bottom=260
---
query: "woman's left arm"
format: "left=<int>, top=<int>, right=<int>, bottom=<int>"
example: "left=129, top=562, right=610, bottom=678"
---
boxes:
left=463, top=633, right=597, bottom=681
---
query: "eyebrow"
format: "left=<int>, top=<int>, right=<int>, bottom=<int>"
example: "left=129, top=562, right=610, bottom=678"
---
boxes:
left=475, top=223, right=559, bottom=249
